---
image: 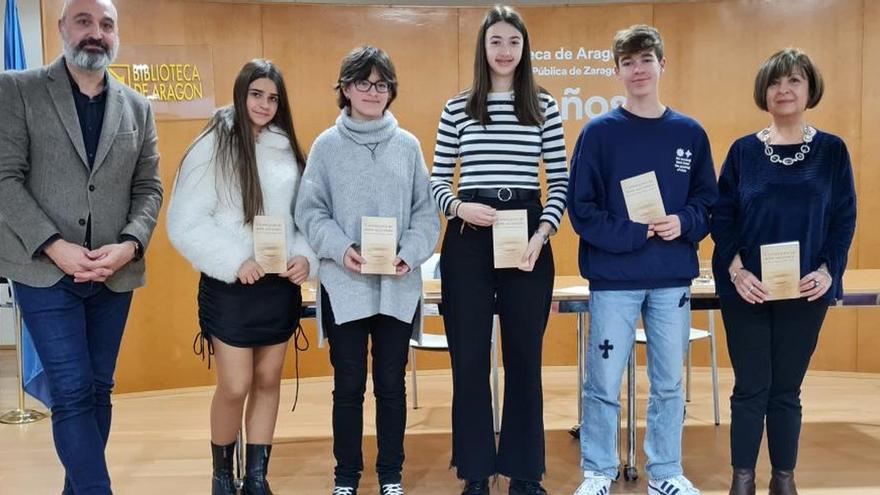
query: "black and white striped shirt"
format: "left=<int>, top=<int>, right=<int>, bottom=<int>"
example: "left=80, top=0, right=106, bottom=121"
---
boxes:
left=430, top=91, right=568, bottom=229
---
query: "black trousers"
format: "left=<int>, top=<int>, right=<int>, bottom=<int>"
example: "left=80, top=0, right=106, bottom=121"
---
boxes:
left=440, top=198, right=554, bottom=481
left=720, top=295, right=829, bottom=470
left=321, top=287, right=413, bottom=487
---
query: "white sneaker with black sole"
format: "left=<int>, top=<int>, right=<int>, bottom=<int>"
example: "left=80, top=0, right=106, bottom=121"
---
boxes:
left=647, top=475, right=700, bottom=495
left=573, top=471, right=612, bottom=495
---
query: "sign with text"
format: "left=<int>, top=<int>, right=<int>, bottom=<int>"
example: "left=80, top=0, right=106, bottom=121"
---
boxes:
left=109, top=45, right=215, bottom=121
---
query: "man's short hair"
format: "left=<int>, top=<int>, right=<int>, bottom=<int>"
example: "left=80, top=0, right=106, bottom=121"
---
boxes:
left=612, top=24, right=664, bottom=67
left=753, top=48, right=824, bottom=111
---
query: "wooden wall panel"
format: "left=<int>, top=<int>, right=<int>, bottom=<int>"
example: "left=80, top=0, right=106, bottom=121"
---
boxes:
left=124, top=119, right=213, bottom=391
left=519, top=4, right=653, bottom=278
left=454, top=6, right=654, bottom=367
left=34, top=0, right=879, bottom=392
left=42, top=0, right=265, bottom=392
left=125, top=2, right=265, bottom=393
left=655, top=0, right=864, bottom=370
left=519, top=4, right=654, bottom=365
left=456, top=8, right=482, bottom=96
left=260, top=5, right=462, bottom=376
left=857, top=0, right=880, bottom=372
left=261, top=5, right=460, bottom=176
left=656, top=0, right=863, bottom=187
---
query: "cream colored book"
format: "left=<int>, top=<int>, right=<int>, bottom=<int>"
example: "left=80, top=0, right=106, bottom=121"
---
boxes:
left=620, top=171, right=666, bottom=224
left=492, top=209, right=528, bottom=269
left=253, top=215, right=287, bottom=274
left=361, top=216, right=397, bottom=275
left=760, top=241, right=801, bottom=300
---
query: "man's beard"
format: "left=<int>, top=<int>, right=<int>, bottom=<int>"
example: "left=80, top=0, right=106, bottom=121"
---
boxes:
left=63, top=36, right=118, bottom=72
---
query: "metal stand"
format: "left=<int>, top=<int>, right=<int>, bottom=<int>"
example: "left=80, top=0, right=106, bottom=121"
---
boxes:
left=568, top=312, right=587, bottom=439
left=709, top=309, right=721, bottom=425
left=577, top=312, right=586, bottom=423
left=623, top=344, right=638, bottom=481
left=234, top=428, right=245, bottom=490
left=410, top=347, right=419, bottom=408
left=1, top=285, right=48, bottom=425
left=490, top=315, right=501, bottom=434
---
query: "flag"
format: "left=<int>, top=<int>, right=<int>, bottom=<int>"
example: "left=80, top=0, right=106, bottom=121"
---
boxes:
left=4, top=0, right=27, bottom=70
left=5, top=0, right=52, bottom=409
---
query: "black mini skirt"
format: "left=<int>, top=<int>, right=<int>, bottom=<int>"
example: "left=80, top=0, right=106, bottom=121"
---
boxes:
left=197, top=273, right=303, bottom=348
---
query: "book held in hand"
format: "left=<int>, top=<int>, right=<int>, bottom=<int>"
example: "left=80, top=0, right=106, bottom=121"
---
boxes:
left=621, top=171, right=666, bottom=224
left=492, top=209, right=528, bottom=269
left=254, top=215, right=287, bottom=274
left=361, top=216, right=397, bottom=275
left=760, top=241, right=801, bottom=300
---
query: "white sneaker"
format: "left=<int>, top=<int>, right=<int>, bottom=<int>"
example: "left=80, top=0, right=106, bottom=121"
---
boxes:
left=573, top=471, right=612, bottom=495
left=380, top=483, right=404, bottom=495
left=648, top=475, right=700, bottom=495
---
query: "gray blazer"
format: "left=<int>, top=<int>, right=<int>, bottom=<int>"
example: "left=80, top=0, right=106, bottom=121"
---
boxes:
left=0, top=57, right=163, bottom=292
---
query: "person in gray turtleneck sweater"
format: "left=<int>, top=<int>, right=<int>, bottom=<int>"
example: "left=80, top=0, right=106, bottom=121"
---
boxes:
left=294, top=46, right=440, bottom=495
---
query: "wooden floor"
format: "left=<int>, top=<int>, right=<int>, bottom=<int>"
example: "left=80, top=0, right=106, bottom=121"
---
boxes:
left=1, top=350, right=880, bottom=494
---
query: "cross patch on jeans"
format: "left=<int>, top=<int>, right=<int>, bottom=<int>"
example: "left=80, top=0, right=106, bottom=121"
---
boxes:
left=679, top=293, right=690, bottom=307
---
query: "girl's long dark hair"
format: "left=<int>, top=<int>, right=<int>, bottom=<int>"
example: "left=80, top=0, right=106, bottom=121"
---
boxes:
left=180, top=59, right=306, bottom=225
left=466, top=5, right=545, bottom=126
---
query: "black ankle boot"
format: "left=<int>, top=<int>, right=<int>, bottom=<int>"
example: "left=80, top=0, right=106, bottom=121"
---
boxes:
left=769, top=469, right=797, bottom=495
left=728, top=468, right=755, bottom=495
left=211, top=442, right=237, bottom=495
left=509, top=479, right=548, bottom=495
left=243, top=444, right=274, bottom=495
left=462, top=479, right=489, bottom=495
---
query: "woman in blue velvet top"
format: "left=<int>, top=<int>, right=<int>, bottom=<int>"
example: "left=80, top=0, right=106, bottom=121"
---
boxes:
left=711, top=49, right=856, bottom=495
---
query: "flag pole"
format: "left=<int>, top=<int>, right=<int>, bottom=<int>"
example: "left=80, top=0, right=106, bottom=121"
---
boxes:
left=0, top=287, right=47, bottom=425
left=2, top=0, right=48, bottom=425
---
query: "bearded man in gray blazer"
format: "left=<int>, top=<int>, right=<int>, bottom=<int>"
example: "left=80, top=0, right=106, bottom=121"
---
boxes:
left=0, top=0, right=162, bottom=492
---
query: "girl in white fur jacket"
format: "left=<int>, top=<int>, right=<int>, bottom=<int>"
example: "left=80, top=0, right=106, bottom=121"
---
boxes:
left=166, top=59, right=317, bottom=495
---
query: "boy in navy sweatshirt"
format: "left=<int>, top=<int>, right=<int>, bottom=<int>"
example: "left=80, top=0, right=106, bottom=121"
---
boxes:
left=568, top=25, right=717, bottom=495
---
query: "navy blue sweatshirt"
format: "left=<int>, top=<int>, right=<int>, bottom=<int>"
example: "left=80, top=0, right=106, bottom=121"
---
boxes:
left=567, top=107, right=718, bottom=290
left=711, top=130, right=856, bottom=302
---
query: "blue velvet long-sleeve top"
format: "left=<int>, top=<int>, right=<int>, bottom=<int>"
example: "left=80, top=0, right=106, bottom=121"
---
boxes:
left=711, top=130, right=857, bottom=301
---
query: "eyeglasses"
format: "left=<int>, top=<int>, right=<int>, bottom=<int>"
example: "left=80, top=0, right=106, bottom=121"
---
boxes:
left=353, top=79, right=391, bottom=93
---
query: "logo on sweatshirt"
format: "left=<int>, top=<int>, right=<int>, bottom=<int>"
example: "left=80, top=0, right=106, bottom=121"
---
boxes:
left=674, top=148, right=692, bottom=173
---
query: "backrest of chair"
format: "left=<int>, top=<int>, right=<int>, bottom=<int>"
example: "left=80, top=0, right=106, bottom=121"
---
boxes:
left=420, top=253, right=442, bottom=316
left=0, top=280, right=11, bottom=306
left=421, top=253, right=441, bottom=280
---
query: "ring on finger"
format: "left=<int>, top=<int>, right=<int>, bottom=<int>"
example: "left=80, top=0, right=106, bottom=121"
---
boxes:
left=747, top=285, right=754, bottom=294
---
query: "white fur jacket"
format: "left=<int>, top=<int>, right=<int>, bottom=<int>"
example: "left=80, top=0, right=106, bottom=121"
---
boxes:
left=166, top=125, right=318, bottom=283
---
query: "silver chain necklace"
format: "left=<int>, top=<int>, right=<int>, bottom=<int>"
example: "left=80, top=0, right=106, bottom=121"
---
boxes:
left=757, top=125, right=816, bottom=166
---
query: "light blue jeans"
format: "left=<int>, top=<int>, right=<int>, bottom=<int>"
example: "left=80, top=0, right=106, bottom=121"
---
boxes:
left=580, top=287, right=691, bottom=480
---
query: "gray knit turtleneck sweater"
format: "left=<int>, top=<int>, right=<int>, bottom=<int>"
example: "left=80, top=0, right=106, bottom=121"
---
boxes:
left=295, top=110, right=440, bottom=340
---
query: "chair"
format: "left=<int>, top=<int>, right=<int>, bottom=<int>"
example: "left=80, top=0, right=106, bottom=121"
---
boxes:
left=633, top=309, right=720, bottom=425
left=409, top=253, right=501, bottom=433
left=0, top=280, right=13, bottom=345
left=617, top=310, right=720, bottom=481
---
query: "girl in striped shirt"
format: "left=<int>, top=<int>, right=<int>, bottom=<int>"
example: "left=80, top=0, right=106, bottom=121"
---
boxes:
left=430, top=6, right=567, bottom=495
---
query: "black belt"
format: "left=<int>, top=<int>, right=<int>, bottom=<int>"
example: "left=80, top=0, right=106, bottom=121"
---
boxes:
left=460, top=187, right=540, bottom=202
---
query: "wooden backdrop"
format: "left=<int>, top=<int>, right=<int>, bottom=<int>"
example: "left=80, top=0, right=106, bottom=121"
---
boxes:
left=38, top=0, right=879, bottom=393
